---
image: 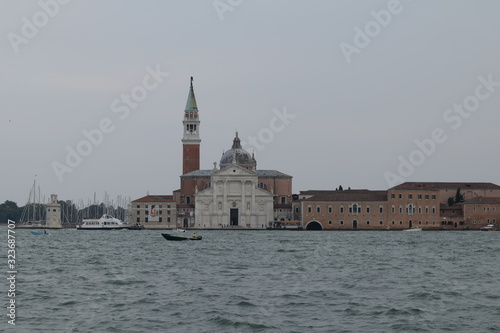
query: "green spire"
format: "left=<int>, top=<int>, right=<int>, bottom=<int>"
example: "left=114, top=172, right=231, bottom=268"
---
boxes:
left=185, top=76, right=198, bottom=111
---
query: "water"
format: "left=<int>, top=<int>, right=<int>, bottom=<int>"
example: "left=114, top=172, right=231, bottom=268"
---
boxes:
left=4, top=228, right=500, bottom=332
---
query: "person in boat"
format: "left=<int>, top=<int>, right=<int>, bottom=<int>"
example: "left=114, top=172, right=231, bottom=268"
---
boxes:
left=193, top=233, right=197, bottom=239
left=44, top=230, right=47, bottom=235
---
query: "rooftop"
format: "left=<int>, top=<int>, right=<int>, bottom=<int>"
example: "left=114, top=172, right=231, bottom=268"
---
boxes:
left=181, top=169, right=292, bottom=178
left=301, top=190, right=387, bottom=202
left=462, top=196, right=500, bottom=205
left=389, top=182, right=500, bottom=191
left=132, top=195, right=174, bottom=202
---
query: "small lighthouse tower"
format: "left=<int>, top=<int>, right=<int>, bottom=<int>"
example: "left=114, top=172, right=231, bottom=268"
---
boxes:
left=46, top=194, right=62, bottom=228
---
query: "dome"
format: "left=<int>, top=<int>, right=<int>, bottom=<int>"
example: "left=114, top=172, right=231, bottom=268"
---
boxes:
left=220, top=133, right=256, bottom=170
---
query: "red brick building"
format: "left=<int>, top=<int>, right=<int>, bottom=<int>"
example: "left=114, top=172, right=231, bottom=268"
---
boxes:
left=299, top=182, right=500, bottom=230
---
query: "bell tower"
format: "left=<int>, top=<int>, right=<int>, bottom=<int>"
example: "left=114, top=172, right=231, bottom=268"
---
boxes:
left=182, top=77, right=201, bottom=174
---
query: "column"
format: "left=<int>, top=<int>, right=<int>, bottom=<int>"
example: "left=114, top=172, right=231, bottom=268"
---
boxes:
left=241, top=180, right=246, bottom=210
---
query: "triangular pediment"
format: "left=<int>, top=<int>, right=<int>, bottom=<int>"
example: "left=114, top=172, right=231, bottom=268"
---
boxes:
left=212, top=164, right=257, bottom=178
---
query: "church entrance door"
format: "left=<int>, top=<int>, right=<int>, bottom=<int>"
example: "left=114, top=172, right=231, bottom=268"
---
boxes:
left=230, top=209, right=239, bottom=226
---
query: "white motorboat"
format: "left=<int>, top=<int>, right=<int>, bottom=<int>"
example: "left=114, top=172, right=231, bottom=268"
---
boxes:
left=403, top=226, right=422, bottom=232
left=77, top=214, right=126, bottom=230
left=480, top=224, right=496, bottom=231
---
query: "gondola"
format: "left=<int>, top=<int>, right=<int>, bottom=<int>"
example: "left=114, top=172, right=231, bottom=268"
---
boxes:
left=162, top=233, right=202, bottom=241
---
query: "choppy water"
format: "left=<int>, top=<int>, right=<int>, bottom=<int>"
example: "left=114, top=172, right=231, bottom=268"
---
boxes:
left=3, top=228, right=500, bottom=332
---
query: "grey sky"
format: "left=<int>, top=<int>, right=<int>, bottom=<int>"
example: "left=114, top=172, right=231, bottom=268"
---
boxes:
left=1, top=0, right=499, bottom=205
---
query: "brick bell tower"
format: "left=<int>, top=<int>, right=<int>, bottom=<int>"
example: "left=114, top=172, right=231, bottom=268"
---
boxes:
left=182, top=76, right=201, bottom=174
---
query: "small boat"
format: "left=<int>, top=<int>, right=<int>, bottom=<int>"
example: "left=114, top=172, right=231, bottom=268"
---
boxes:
left=127, top=223, right=145, bottom=230
left=174, top=228, right=186, bottom=232
left=77, top=214, right=126, bottom=230
left=162, top=233, right=202, bottom=241
left=403, top=226, right=422, bottom=232
left=480, top=224, right=496, bottom=231
left=31, top=230, right=48, bottom=235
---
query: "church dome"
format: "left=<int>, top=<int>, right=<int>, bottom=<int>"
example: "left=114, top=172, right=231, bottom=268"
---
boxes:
left=220, top=133, right=256, bottom=170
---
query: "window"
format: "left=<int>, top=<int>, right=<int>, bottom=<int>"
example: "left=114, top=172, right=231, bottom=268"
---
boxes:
left=145, top=217, right=149, bottom=222
left=392, top=221, right=395, bottom=225
left=431, top=195, right=436, bottom=199
left=425, top=207, right=429, bottom=214
left=137, top=210, right=140, bottom=215
left=167, top=205, right=171, bottom=208
left=167, top=217, right=171, bottom=223
left=366, top=206, right=370, bottom=213
left=136, top=217, right=140, bottom=222
left=145, top=210, right=149, bottom=215
left=366, top=220, right=370, bottom=225
left=328, top=220, right=332, bottom=225
left=136, top=205, right=140, bottom=208
left=391, top=205, right=395, bottom=214
left=340, top=220, right=344, bottom=225
left=425, top=195, right=429, bottom=199
left=159, top=210, right=162, bottom=214
left=159, top=205, right=162, bottom=208
left=316, top=206, right=321, bottom=213
left=379, top=206, right=383, bottom=213
left=258, top=183, right=267, bottom=189
left=186, top=196, right=191, bottom=204
left=391, top=193, right=395, bottom=199
left=281, top=197, right=286, bottom=204
left=418, top=207, right=422, bottom=214
left=399, top=206, right=403, bottom=214
left=340, top=206, right=344, bottom=213
left=418, top=221, right=422, bottom=225
left=145, top=205, right=148, bottom=208
left=350, top=204, right=360, bottom=215
left=295, top=207, right=299, bottom=213
left=328, top=206, right=332, bottom=214
left=167, top=210, right=170, bottom=215
left=398, top=194, right=402, bottom=199
left=400, top=221, right=403, bottom=225
left=159, top=217, right=162, bottom=222
left=432, top=207, right=436, bottom=214
left=308, top=206, right=312, bottom=213
left=418, top=194, right=422, bottom=199
left=409, top=194, right=413, bottom=199
left=379, top=220, right=383, bottom=225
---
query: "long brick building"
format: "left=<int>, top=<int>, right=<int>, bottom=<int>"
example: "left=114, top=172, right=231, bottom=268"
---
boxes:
left=299, top=182, right=500, bottom=230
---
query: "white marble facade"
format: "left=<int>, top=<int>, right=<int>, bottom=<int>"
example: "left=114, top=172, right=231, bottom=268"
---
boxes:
left=194, top=164, right=274, bottom=229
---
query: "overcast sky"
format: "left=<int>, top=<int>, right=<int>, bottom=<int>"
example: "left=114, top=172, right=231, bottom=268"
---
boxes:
left=1, top=0, right=499, bottom=206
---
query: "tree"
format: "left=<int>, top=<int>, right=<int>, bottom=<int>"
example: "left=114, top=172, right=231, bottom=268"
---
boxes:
left=448, top=188, right=465, bottom=206
left=0, top=200, right=23, bottom=224
left=338, top=185, right=343, bottom=191
left=454, top=188, right=464, bottom=204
